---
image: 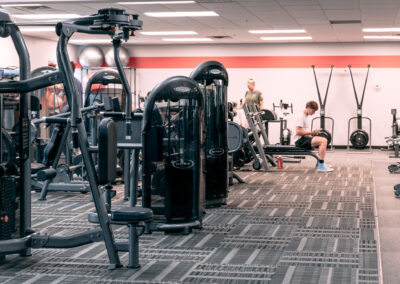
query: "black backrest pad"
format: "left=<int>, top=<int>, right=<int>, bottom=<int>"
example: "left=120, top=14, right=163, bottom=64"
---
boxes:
left=98, top=118, right=117, bottom=185
left=227, top=121, right=243, bottom=153
left=42, top=126, right=64, bottom=166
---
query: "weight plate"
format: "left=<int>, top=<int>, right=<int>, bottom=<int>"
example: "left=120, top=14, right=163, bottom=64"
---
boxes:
left=317, top=130, right=332, bottom=146
left=350, top=129, right=369, bottom=149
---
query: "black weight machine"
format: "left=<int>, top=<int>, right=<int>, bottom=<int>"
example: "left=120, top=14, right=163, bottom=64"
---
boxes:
left=31, top=103, right=112, bottom=200
left=386, top=109, right=400, bottom=159
left=0, top=8, right=152, bottom=269
left=142, top=76, right=205, bottom=234
left=311, top=65, right=335, bottom=149
left=272, top=100, right=293, bottom=145
left=386, top=109, right=400, bottom=173
left=347, top=64, right=372, bottom=151
left=190, top=61, right=228, bottom=207
left=227, top=102, right=260, bottom=172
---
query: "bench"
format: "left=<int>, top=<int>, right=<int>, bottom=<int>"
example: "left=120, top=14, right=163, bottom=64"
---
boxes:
left=264, top=145, right=319, bottom=161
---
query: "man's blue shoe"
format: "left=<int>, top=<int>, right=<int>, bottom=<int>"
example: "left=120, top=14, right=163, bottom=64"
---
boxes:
left=316, top=163, right=334, bottom=172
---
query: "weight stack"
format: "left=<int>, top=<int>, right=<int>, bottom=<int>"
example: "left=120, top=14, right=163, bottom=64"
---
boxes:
left=0, top=176, right=18, bottom=240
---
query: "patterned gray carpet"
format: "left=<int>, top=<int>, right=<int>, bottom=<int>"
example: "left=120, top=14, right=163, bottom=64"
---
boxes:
left=0, top=162, right=379, bottom=283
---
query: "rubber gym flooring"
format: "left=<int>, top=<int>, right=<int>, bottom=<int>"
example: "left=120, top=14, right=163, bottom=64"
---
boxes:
left=1, top=149, right=395, bottom=283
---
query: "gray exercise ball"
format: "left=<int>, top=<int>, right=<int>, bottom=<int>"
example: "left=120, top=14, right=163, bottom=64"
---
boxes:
left=79, top=45, right=104, bottom=68
left=104, top=46, right=130, bottom=67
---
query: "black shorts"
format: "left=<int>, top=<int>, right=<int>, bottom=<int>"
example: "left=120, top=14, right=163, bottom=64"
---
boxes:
left=295, top=136, right=312, bottom=150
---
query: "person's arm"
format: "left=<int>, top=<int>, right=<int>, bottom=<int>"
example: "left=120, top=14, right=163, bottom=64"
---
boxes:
left=43, top=87, right=55, bottom=109
left=259, top=93, right=263, bottom=109
left=296, top=126, right=319, bottom=137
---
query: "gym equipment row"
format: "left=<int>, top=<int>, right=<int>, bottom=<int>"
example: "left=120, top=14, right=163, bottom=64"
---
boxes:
left=0, top=7, right=233, bottom=269
left=311, top=64, right=371, bottom=150
left=243, top=103, right=319, bottom=172
left=0, top=7, right=152, bottom=270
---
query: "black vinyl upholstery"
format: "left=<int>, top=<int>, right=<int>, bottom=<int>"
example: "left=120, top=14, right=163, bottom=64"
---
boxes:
left=98, top=118, right=117, bottom=185
left=111, top=207, right=153, bottom=222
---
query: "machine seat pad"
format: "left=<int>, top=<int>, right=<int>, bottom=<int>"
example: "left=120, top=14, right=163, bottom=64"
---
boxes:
left=31, top=162, right=46, bottom=174
left=264, top=146, right=312, bottom=152
left=111, top=207, right=153, bottom=223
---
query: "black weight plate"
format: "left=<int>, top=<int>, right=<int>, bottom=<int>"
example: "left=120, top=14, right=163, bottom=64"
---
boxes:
left=317, top=130, right=332, bottom=146
left=350, top=129, right=369, bottom=149
left=260, top=109, right=277, bottom=121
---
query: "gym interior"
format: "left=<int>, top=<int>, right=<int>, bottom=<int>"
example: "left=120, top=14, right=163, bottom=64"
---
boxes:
left=1, top=1, right=400, bottom=283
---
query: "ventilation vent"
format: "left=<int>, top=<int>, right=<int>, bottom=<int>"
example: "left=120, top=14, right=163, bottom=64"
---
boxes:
left=208, top=35, right=232, bottom=39
left=330, top=20, right=362, bottom=25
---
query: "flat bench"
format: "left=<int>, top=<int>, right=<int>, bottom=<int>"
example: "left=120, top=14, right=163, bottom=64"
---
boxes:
left=264, top=145, right=319, bottom=161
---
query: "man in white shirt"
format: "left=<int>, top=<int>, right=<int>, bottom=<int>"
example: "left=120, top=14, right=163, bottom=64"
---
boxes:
left=294, top=101, right=333, bottom=172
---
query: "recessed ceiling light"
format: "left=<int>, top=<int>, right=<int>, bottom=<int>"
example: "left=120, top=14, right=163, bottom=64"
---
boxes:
left=141, top=31, right=197, bottom=35
left=162, top=38, right=213, bottom=42
left=260, top=36, right=312, bottom=40
left=20, top=27, right=55, bottom=32
left=118, top=1, right=195, bottom=4
left=69, top=39, right=112, bottom=44
left=364, top=35, right=400, bottom=39
left=249, top=29, right=306, bottom=34
left=2, top=4, right=43, bottom=7
left=144, top=11, right=218, bottom=17
left=12, top=14, right=80, bottom=20
left=363, top=28, right=400, bottom=33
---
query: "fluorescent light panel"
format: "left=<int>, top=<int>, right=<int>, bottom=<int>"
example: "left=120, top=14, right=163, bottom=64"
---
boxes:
left=20, top=27, right=54, bottom=32
left=141, top=31, right=197, bottom=35
left=2, top=4, right=43, bottom=7
left=118, top=1, right=195, bottom=4
left=162, top=37, right=212, bottom=42
left=13, top=14, right=80, bottom=19
left=363, top=28, right=400, bottom=32
left=261, top=36, right=312, bottom=40
left=70, top=39, right=111, bottom=44
left=249, top=29, right=306, bottom=34
left=364, top=35, right=400, bottom=39
left=145, top=11, right=218, bottom=17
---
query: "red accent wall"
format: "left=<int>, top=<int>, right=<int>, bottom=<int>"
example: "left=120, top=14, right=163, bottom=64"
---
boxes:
left=123, top=55, right=400, bottom=68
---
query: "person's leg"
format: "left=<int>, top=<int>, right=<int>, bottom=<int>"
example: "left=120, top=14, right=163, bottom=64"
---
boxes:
left=311, top=136, right=327, bottom=161
left=311, top=136, right=333, bottom=171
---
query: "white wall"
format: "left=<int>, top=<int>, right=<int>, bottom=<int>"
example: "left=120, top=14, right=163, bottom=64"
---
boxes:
left=0, top=35, right=78, bottom=71
left=118, top=42, right=400, bottom=146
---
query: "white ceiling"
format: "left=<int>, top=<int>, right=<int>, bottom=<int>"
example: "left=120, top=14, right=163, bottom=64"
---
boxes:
left=2, top=0, right=400, bottom=44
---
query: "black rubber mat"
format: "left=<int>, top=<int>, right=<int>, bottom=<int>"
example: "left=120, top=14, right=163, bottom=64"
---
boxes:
left=0, top=163, right=379, bottom=283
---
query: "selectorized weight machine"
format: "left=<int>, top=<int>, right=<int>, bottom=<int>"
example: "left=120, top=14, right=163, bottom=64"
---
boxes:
left=0, top=8, right=153, bottom=270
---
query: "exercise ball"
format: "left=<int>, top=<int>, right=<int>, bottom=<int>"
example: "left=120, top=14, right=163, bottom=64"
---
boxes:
left=79, top=46, right=104, bottom=68
left=104, top=46, right=130, bottom=67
